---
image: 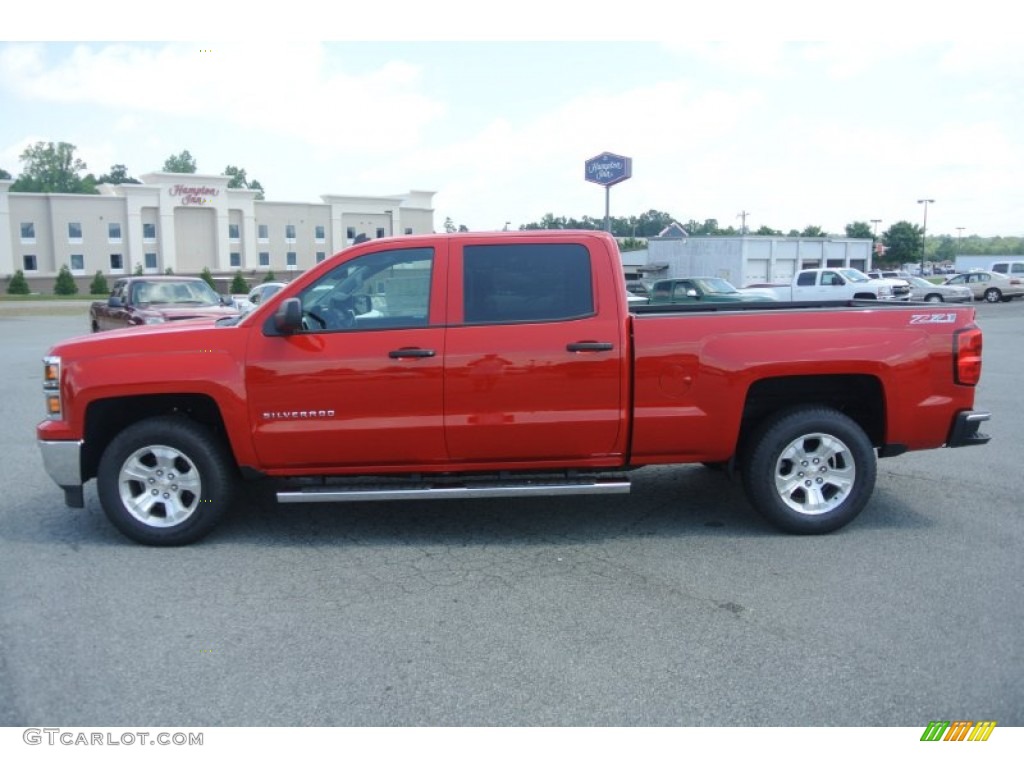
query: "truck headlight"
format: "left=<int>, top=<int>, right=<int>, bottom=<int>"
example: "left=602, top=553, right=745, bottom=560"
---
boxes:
left=43, top=355, right=62, bottom=420
left=878, top=286, right=892, bottom=296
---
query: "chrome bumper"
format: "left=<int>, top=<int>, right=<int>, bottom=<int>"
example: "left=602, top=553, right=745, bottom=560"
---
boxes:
left=38, top=439, right=84, bottom=507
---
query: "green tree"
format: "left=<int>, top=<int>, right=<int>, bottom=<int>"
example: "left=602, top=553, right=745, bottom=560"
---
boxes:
left=0, top=168, right=11, bottom=180
left=755, top=225, right=783, bottom=236
left=262, top=270, right=277, bottom=283
left=53, top=264, right=79, bottom=295
left=933, top=235, right=957, bottom=262
left=133, top=262, right=144, bottom=276
left=97, top=164, right=139, bottom=185
left=845, top=221, right=874, bottom=239
left=10, top=141, right=96, bottom=193
left=444, top=217, right=457, bottom=233
left=163, top=150, right=197, bottom=173
left=881, top=221, right=923, bottom=267
left=230, top=270, right=250, bottom=293
left=224, top=166, right=265, bottom=198
left=801, top=225, right=827, bottom=237
left=89, top=270, right=109, bottom=295
left=164, top=267, right=174, bottom=275
left=199, top=266, right=216, bottom=289
left=7, top=269, right=30, bottom=295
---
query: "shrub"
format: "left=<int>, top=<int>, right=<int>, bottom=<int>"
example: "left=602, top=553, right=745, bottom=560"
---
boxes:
left=200, top=267, right=216, bottom=289
left=262, top=269, right=276, bottom=284
left=7, top=270, right=30, bottom=295
left=89, top=270, right=109, bottom=295
left=54, top=265, right=79, bottom=295
left=229, top=270, right=250, bottom=294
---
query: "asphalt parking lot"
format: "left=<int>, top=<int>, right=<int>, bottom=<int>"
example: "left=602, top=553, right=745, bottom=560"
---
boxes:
left=0, top=299, right=1021, bottom=727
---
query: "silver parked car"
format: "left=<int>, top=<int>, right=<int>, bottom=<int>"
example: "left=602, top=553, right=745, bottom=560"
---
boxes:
left=905, top=276, right=973, bottom=303
left=943, top=271, right=1024, bottom=303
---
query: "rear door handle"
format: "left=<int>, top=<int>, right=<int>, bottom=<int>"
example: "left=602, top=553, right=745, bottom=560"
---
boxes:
left=566, top=342, right=614, bottom=352
left=389, top=348, right=436, bottom=359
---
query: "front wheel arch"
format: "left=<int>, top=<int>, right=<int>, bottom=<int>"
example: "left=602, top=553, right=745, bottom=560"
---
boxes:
left=741, top=406, right=876, bottom=534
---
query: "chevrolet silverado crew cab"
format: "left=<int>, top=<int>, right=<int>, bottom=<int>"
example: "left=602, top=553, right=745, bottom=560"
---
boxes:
left=38, top=231, right=990, bottom=545
left=744, top=268, right=911, bottom=302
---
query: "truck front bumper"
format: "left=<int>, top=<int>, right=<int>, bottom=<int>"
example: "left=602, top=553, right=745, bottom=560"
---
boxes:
left=38, top=439, right=85, bottom=507
left=947, top=410, right=992, bottom=448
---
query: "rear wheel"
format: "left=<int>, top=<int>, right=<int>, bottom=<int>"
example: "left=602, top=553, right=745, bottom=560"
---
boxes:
left=742, top=407, right=876, bottom=534
left=984, top=287, right=1002, bottom=303
left=97, top=416, right=236, bottom=545
left=924, top=294, right=943, bottom=303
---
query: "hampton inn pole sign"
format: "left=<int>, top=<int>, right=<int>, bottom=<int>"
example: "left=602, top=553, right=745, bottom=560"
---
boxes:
left=585, top=152, right=632, bottom=232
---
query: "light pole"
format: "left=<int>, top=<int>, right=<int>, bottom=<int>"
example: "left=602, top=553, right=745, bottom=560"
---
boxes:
left=917, top=199, right=934, bottom=275
left=956, top=226, right=964, bottom=263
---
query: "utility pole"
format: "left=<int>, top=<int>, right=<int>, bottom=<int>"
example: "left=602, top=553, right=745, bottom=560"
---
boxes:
left=917, top=199, right=934, bottom=275
left=737, top=210, right=750, bottom=234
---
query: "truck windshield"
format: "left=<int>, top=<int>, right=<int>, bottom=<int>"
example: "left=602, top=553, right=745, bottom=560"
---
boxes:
left=838, top=269, right=871, bottom=284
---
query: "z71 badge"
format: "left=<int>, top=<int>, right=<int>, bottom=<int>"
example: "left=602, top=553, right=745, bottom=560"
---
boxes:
left=910, top=313, right=957, bottom=324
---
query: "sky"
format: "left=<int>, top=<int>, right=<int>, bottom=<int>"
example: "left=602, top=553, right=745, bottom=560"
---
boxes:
left=2, top=3, right=1022, bottom=239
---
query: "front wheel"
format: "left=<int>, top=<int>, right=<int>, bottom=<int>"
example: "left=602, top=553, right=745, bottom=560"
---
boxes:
left=742, top=407, right=876, bottom=534
left=97, top=416, right=236, bottom=545
left=984, top=287, right=1002, bottom=303
left=924, top=294, right=943, bottom=303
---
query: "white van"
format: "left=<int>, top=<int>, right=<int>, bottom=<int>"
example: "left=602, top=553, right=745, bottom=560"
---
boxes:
left=990, top=260, right=1024, bottom=278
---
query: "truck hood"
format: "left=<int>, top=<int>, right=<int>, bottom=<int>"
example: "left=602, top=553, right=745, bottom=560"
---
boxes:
left=49, top=317, right=240, bottom=359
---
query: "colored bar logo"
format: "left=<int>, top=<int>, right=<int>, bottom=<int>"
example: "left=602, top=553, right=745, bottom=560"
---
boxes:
left=920, top=721, right=997, bottom=741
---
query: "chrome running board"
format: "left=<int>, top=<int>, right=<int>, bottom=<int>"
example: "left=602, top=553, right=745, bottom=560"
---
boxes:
left=276, top=474, right=631, bottom=504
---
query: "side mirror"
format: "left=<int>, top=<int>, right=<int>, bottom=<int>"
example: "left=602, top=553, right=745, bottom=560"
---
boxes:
left=274, top=298, right=303, bottom=334
left=219, top=294, right=233, bottom=306
left=685, top=289, right=699, bottom=298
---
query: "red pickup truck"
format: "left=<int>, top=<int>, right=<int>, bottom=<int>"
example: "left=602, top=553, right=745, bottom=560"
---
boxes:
left=38, top=231, right=990, bottom=545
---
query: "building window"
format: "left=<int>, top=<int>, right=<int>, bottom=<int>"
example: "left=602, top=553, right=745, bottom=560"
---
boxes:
left=229, top=224, right=240, bottom=241
left=286, top=251, right=297, bottom=269
left=110, top=253, right=124, bottom=271
left=70, top=254, right=85, bottom=272
left=258, top=224, right=269, bottom=242
left=376, top=228, right=386, bottom=239
left=68, top=222, right=83, bottom=242
left=20, top=223, right=35, bottom=242
left=404, top=227, right=413, bottom=235
left=144, top=252, right=158, bottom=270
left=143, top=223, right=156, bottom=241
left=346, top=226, right=356, bottom=240
left=23, top=254, right=38, bottom=271
left=108, top=223, right=122, bottom=242
left=230, top=252, right=241, bottom=267
left=314, top=225, right=325, bottom=241
left=285, top=224, right=296, bottom=242
left=316, top=251, right=326, bottom=263
left=259, top=252, right=270, bottom=267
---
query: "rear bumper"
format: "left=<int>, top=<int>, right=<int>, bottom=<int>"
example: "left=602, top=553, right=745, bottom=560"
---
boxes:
left=947, top=410, right=991, bottom=448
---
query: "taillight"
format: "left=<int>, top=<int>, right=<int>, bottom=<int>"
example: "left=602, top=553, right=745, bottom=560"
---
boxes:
left=954, top=327, right=982, bottom=386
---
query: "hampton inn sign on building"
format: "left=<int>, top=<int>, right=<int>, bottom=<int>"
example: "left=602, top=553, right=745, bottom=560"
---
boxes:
left=0, top=173, right=436, bottom=288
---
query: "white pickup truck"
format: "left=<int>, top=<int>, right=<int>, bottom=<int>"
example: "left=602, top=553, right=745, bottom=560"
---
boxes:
left=743, top=268, right=912, bottom=302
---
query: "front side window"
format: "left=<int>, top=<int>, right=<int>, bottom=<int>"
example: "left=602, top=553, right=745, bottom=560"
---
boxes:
left=295, top=247, right=434, bottom=332
left=462, top=243, right=593, bottom=324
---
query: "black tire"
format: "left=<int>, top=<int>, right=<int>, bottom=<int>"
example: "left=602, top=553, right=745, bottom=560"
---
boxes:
left=924, top=294, right=943, bottom=303
left=97, top=415, right=236, bottom=545
left=984, top=287, right=1002, bottom=303
left=741, top=407, right=876, bottom=534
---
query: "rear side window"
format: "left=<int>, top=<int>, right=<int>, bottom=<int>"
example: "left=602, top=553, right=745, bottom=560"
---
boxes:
left=797, top=272, right=816, bottom=287
left=463, top=243, right=594, bottom=323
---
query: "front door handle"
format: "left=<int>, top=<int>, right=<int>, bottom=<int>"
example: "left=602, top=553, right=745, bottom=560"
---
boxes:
left=389, top=348, right=436, bottom=359
left=566, top=342, right=614, bottom=352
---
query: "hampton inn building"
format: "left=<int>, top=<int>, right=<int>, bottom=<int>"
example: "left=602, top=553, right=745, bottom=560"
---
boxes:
left=0, top=173, right=436, bottom=290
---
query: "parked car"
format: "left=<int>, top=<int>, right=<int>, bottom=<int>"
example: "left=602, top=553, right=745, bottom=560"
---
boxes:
left=626, top=291, right=649, bottom=306
left=235, top=282, right=287, bottom=313
left=905, top=276, right=973, bottom=303
left=942, top=270, right=1024, bottom=303
left=649, top=277, right=775, bottom=304
left=90, top=276, right=240, bottom=332
left=867, top=270, right=913, bottom=282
